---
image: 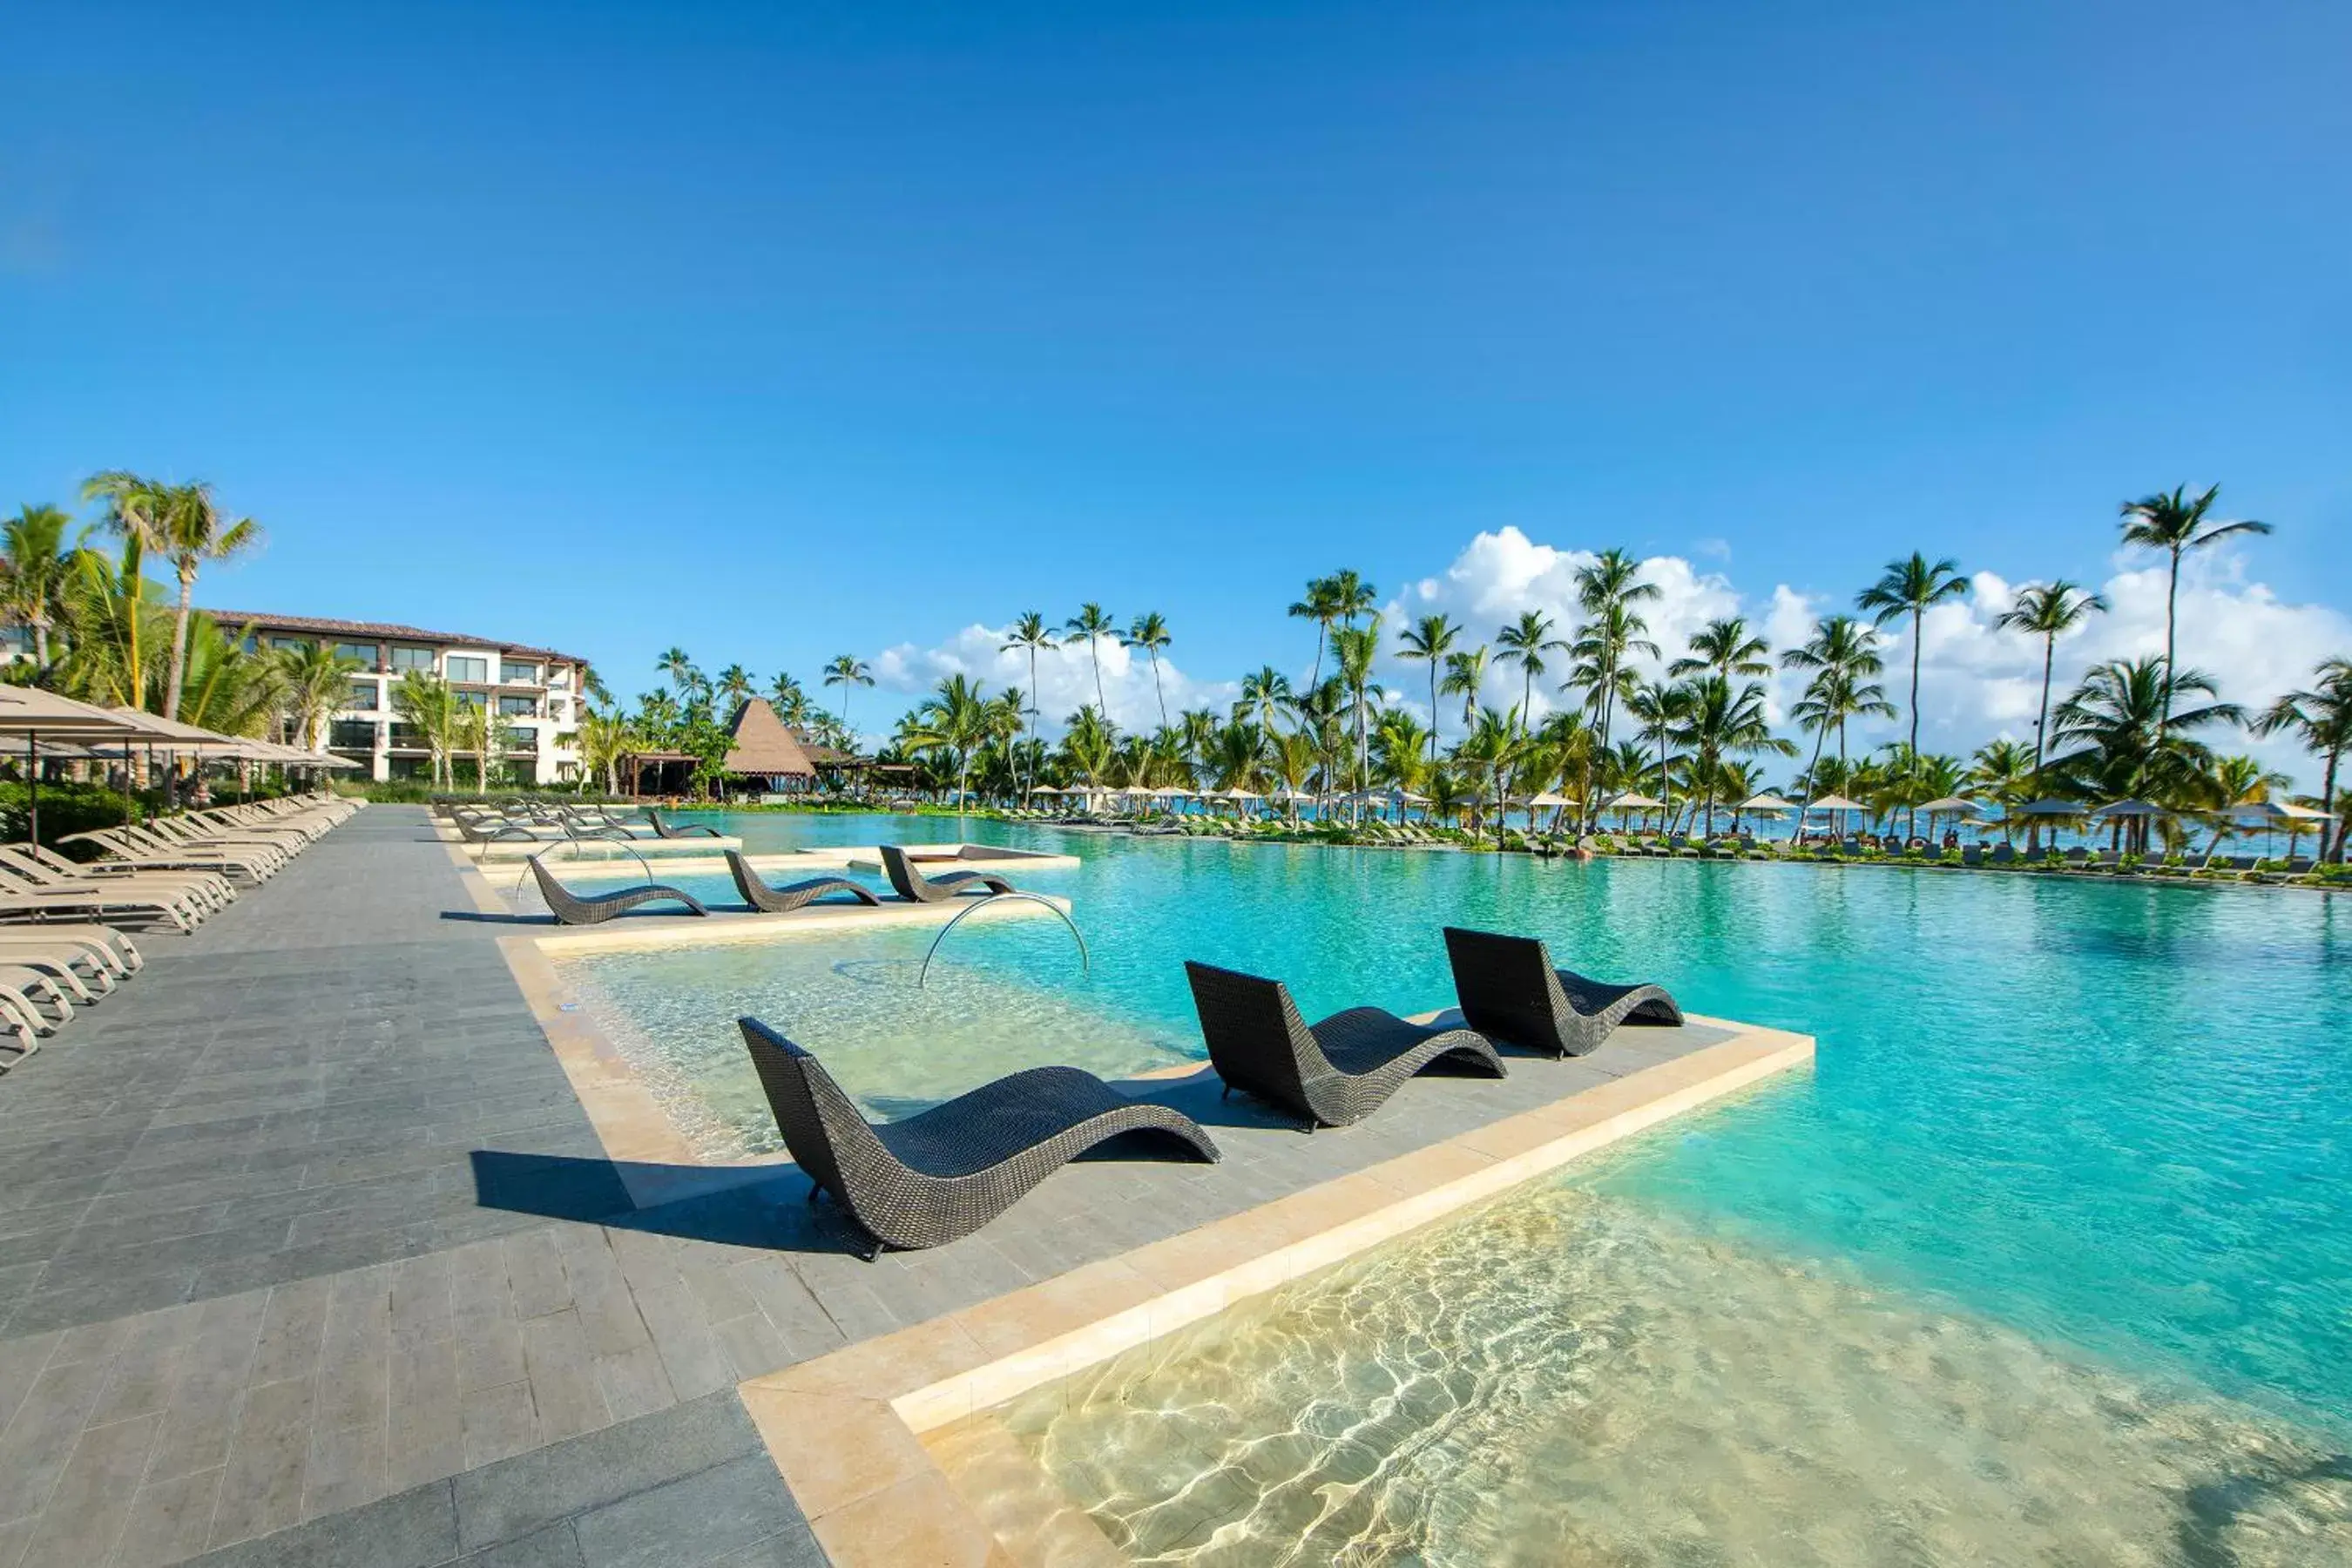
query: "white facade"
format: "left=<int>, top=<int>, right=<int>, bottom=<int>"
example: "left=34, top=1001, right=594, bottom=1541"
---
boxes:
left=228, top=616, right=588, bottom=786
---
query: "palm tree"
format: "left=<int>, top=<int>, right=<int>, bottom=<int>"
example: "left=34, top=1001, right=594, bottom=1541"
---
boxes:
left=1667, top=617, right=1771, bottom=681
left=1125, top=612, right=1173, bottom=727
left=2254, top=658, right=2352, bottom=862
left=1001, top=612, right=1056, bottom=802
left=578, top=706, right=634, bottom=795
left=274, top=642, right=362, bottom=750
left=1784, top=615, right=1894, bottom=834
left=1666, top=676, right=1794, bottom=835
left=2050, top=657, right=2243, bottom=842
left=2119, top=483, right=2271, bottom=731
left=1571, top=552, right=1661, bottom=828
left=821, top=655, right=874, bottom=730
left=1995, top=579, right=2109, bottom=772
left=1287, top=577, right=1342, bottom=693
left=1623, top=679, right=1689, bottom=814
left=657, top=645, right=699, bottom=692
left=1328, top=571, right=1376, bottom=627
left=0, top=504, right=73, bottom=668
left=83, top=475, right=261, bottom=722
left=1064, top=603, right=1117, bottom=713
left=1857, top=553, right=1970, bottom=828
left=1440, top=645, right=1489, bottom=730
left=1332, top=619, right=1383, bottom=821
left=766, top=672, right=809, bottom=725
left=392, top=671, right=459, bottom=788
left=904, top=674, right=994, bottom=832
left=1238, top=666, right=1294, bottom=734
left=1968, top=740, right=2037, bottom=844
left=715, top=665, right=755, bottom=708
left=1496, top=612, right=1568, bottom=740
left=2195, top=754, right=2293, bottom=861
left=1396, top=612, right=1458, bottom=760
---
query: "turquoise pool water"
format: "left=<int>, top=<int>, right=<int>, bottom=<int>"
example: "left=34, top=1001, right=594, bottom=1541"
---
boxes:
left=550, top=811, right=2352, bottom=1503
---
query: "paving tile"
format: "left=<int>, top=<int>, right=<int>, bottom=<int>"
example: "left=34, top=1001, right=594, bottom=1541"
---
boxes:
left=452, top=1392, right=762, bottom=1554
left=454, top=1522, right=585, bottom=1568
left=110, top=1463, right=225, bottom=1568
left=207, top=1375, right=316, bottom=1550
left=517, top=1311, right=606, bottom=1445
left=551, top=1234, right=648, bottom=1361
left=247, top=1279, right=331, bottom=1389
left=569, top=1453, right=805, bottom=1568
left=0, top=1352, right=116, bottom=1525
left=501, top=1234, right=571, bottom=1323
left=187, top=1477, right=456, bottom=1568
left=13, top=1409, right=160, bottom=1567
left=301, top=1415, right=389, bottom=1521
left=460, top=1382, right=538, bottom=1472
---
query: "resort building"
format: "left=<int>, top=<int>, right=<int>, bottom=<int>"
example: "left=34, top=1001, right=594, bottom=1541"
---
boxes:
left=211, top=610, right=592, bottom=784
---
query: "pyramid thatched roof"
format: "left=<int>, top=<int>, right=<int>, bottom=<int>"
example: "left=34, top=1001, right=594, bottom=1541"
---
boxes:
left=723, top=699, right=817, bottom=778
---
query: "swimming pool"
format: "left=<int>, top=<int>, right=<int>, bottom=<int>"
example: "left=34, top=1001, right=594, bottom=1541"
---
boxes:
left=545, top=810, right=2352, bottom=1552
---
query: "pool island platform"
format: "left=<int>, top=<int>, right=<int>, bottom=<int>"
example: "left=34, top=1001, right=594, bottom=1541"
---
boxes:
left=0, top=807, right=1808, bottom=1567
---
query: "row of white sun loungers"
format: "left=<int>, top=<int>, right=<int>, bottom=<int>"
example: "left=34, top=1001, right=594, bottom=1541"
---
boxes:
left=0, top=794, right=361, bottom=1069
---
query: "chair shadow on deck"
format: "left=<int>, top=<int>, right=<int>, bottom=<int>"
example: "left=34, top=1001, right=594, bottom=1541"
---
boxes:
left=469, top=1096, right=1245, bottom=1257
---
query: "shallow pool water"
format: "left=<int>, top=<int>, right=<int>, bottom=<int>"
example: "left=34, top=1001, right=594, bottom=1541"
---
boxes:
left=953, top=1151, right=2352, bottom=1565
left=547, top=810, right=2352, bottom=1550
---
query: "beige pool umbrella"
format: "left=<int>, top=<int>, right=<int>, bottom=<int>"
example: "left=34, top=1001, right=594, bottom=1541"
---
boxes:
left=0, top=689, right=183, bottom=842
left=1807, top=793, right=1868, bottom=837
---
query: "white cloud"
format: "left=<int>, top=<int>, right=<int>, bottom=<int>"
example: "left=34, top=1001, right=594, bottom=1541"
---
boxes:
left=856, top=529, right=2352, bottom=787
left=865, top=621, right=1233, bottom=741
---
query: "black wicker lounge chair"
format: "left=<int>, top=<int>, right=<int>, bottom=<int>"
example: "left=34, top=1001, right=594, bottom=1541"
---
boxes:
left=645, top=808, right=722, bottom=839
left=1441, top=927, right=1682, bottom=1058
left=738, top=1017, right=1219, bottom=1257
left=878, top=844, right=1017, bottom=902
left=527, top=855, right=708, bottom=926
left=724, top=850, right=882, bottom=914
left=1181, top=960, right=1504, bottom=1129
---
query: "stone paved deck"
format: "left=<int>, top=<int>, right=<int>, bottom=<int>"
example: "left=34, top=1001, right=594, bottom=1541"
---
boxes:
left=0, top=806, right=1747, bottom=1568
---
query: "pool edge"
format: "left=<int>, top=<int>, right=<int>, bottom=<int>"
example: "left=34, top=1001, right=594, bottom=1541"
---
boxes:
left=739, top=1022, right=1815, bottom=1566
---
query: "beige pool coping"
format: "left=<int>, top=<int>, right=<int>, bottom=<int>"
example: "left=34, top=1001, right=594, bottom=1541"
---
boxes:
left=735, top=1021, right=1814, bottom=1566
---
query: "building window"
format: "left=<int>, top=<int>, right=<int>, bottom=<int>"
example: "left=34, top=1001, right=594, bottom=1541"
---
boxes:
left=335, top=641, right=377, bottom=666
left=269, top=635, right=311, bottom=652
left=501, top=659, right=540, bottom=685
left=388, top=723, right=423, bottom=748
left=456, top=689, right=485, bottom=709
left=497, top=695, right=537, bottom=718
left=390, top=645, right=435, bottom=672
left=328, top=720, right=380, bottom=751
left=347, top=680, right=379, bottom=712
left=446, top=655, right=490, bottom=684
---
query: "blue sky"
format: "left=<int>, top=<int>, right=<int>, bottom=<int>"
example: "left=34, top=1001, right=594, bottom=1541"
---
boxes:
left=5, top=1, right=2348, bottom=755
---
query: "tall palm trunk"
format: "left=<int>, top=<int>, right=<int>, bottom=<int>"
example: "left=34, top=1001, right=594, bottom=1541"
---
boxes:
left=2033, top=632, right=2057, bottom=773
left=1428, top=668, right=1440, bottom=761
left=2323, top=747, right=2344, bottom=863
left=30, top=621, right=48, bottom=668
left=166, top=563, right=197, bottom=720
left=1904, top=607, right=1923, bottom=837
left=2161, top=550, right=2181, bottom=733
left=1025, top=648, right=1040, bottom=806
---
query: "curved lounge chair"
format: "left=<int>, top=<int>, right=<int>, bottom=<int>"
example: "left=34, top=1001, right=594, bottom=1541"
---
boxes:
left=878, top=844, right=1017, bottom=902
left=1441, top=927, right=1681, bottom=1058
left=1181, top=960, right=1505, bottom=1129
left=527, top=855, right=707, bottom=927
left=645, top=808, right=722, bottom=840
left=724, top=851, right=881, bottom=914
left=738, top=1017, right=1219, bottom=1257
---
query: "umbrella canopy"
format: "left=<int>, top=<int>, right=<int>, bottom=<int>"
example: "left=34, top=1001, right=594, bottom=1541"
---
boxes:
left=1916, top=795, right=1984, bottom=814
left=1028, top=784, right=1063, bottom=795
left=1147, top=785, right=1192, bottom=798
left=1220, top=787, right=1264, bottom=801
left=2087, top=799, right=2166, bottom=819
left=0, top=691, right=184, bottom=842
left=1607, top=791, right=1666, bottom=811
left=1807, top=794, right=1867, bottom=812
left=1525, top=789, right=1575, bottom=808
left=2237, top=800, right=2335, bottom=821
left=106, top=707, right=244, bottom=753
left=1740, top=792, right=1796, bottom=813
left=2013, top=798, right=2086, bottom=816
left=1270, top=783, right=1314, bottom=801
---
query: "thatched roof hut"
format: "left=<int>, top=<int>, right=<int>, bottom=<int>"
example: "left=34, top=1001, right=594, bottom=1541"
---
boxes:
left=722, top=699, right=817, bottom=783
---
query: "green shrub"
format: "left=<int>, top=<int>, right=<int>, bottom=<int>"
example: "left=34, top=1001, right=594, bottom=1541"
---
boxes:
left=0, top=780, right=135, bottom=848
